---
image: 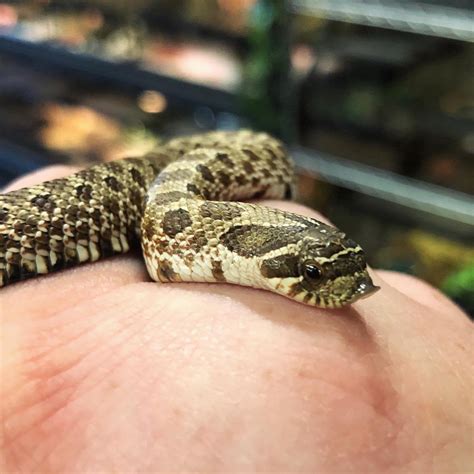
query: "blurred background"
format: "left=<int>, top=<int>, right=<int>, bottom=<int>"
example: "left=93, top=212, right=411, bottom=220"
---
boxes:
left=0, top=0, right=472, bottom=314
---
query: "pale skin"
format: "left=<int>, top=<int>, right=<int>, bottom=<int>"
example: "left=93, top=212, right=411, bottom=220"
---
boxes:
left=1, top=166, right=473, bottom=473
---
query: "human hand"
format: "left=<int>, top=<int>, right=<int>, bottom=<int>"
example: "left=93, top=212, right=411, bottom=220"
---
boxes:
left=1, top=166, right=472, bottom=472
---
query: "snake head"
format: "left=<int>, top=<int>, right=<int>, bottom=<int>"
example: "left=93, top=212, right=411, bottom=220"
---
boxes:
left=260, top=224, right=379, bottom=308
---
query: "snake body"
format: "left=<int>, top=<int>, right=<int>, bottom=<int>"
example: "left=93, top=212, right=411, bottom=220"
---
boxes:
left=0, top=130, right=378, bottom=307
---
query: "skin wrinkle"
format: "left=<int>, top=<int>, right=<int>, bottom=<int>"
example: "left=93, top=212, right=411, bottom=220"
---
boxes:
left=24, top=409, right=80, bottom=473
left=4, top=289, right=169, bottom=471
left=3, top=336, right=88, bottom=432
left=3, top=378, right=84, bottom=472
left=37, top=399, right=99, bottom=473
left=26, top=295, right=141, bottom=373
left=5, top=355, right=86, bottom=455
left=3, top=432, right=39, bottom=473
left=4, top=287, right=157, bottom=435
left=4, top=360, right=78, bottom=437
left=11, top=320, right=109, bottom=427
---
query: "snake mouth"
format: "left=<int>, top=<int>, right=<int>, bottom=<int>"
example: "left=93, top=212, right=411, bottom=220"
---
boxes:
left=349, top=276, right=380, bottom=303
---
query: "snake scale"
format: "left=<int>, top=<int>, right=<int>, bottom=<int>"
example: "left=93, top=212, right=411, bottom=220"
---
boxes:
left=0, top=130, right=379, bottom=308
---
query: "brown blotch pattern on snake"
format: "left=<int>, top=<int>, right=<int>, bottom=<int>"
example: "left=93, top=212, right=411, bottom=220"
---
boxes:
left=220, top=224, right=303, bottom=258
left=161, top=208, right=193, bottom=238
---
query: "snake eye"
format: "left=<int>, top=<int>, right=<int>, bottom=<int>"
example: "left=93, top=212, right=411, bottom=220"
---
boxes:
left=303, top=262, right=323, bottom=282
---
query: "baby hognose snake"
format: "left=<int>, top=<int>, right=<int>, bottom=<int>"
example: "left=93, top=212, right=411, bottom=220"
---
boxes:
left=0, top=130, right=378, bottom=308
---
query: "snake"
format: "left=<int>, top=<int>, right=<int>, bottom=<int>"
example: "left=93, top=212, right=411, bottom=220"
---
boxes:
left=0, top=130, right=379, bottom=308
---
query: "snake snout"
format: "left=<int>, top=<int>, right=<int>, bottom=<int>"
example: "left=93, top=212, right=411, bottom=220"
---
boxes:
left=353, top=273, right=380, bottom=301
